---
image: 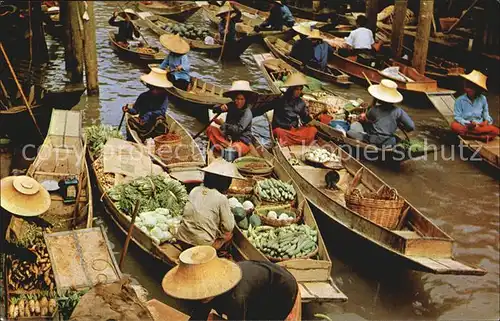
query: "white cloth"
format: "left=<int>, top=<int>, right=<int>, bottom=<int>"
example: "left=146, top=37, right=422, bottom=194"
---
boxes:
left=344, top=27, right=375, bottom=49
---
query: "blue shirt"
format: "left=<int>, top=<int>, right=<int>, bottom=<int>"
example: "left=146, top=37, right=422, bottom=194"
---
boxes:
left=260, top=5, right=295, bottom=30
left=311, top=42, right=333, bottom=71
left=129, top=90, right=169, bottom=124
left=159, top=53, right=191, bottom=82
left=453, top=94, right=493, bottom=125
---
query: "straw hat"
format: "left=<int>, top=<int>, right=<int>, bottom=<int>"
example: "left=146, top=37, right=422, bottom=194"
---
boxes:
left=223, top=80, right=257, bottom=101
left=215, top=3, right=235, bottom=17
left=0, top=176, right=51, bottom=217
left=307, top=29, right=322, bottom=40
left=202, top=159, right=246, bottom=180
left=272, top=0, right=284, bottom=5
left=368, top=79, right=403, bottom=104
left=292, top=24, right=312, bottom=37
left=118, top=9, right=139, bottom=20
left=460, top=70, right=488, bottom=91
left=160, top=34, right=190, bottom=55
left=281, top=73, right=308, bottom=88
left=140, top=68, right=173, bottom=88
left=162, top=246, right=242, bottom=300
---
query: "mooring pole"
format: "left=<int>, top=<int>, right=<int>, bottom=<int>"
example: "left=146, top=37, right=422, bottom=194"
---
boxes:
left=82, top=1, right=99, bottom=95
left=412, top=0, right=434, bottom=74
left=365, top=0, right=379, bottom=33
left=391, top=0, right=408, bottom=58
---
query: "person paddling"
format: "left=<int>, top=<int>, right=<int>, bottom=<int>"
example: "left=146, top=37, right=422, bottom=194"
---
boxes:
left=108, top=9, right=140, bottom=47
left=254, top=0, right=295, bottom=32
left=159, top=34, right=191, bottom=91
left=290, top=24, right=314, bottom=66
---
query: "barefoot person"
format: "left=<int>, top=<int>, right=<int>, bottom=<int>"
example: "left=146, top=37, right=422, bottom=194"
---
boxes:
left=451, top=70, right=499, bottom=141
left=159, top=34, right=191, bottom=91
left=162, top=246, right=301, bottom=321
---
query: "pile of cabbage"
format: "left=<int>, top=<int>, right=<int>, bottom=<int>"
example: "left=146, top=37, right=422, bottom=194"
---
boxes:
left=133, top=208, right=181, bottom=244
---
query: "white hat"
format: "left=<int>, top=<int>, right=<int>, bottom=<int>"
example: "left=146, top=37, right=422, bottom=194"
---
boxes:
left=160, top=34, right=190, bottom=55
left=223, top=80, right=257, bottom=101
left=368, top=79, right=403, bottom=103
left=118, top=9, right=139, bottom=20
left=460, top=70, right=488, bottom=91
left=140, top=68, right=173, bottom=88
left=1, top=176, right=51, bottom=217
left=216, top=3, right=235, bottom=17
left=280, top=73, right=308, bottom=88
left=307, top=29, right=323, bottom=40
left=292, top=24, right=312, bottom=36
left=202, top=158, right=246, bottom=180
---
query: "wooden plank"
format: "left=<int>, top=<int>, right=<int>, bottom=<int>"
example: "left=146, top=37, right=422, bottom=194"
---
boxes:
left=433, top=258, right=485, bottom=275
left=281, top=267, right=330, bottom=283
left=404, top=239, right=453, bottom=257
left=407, top=256, right=450, bottom=273
left=426, top=93, right=455, bottom=125
left=299, top=281, right=348, bottom=303
left=146, top=299, right=189, bottom=321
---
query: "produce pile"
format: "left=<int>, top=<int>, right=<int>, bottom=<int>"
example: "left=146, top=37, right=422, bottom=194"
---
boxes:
left=228, top=198, right=261, bottom=230
left=108, top=175, right=188, bottom=216
left=135, top=208, right=182, bottom=244
left=85, top=125, right=123, bottom=157
left=243, top=224, right=318, bottom=260
left=398, top=139, right=426, bottom=153
left=161, top=22, right=213, bottom=41
left=8, top=291, right=57, bottom=318
left=135, top=47, right=157, bottom=54
left=304, top=148, right=340, bottom=163
left=93, top=157, right=116, bottom=191
left=254, top=178, right=296, bottom=203
left=262, top=209, right=296, bottom=222
left=57, top=289, right=89, bottom=320
left=8, top=243, right=55, bottom=292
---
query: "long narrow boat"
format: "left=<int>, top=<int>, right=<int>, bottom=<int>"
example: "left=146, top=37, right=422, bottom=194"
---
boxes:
left=136, top=1, right=201, bottom=22
left=426, top=92, right=500, bottom=172
left=206, top=112, right=347, bottom=303
left=108, top=31, right=165, bottom=62
left=125, top=111, right=206, bottom=184
left=287, top=5, right=335, bottom=22
left=266, top=118, right=486, bottom=275
left=264, top=36, right=352, bottom=86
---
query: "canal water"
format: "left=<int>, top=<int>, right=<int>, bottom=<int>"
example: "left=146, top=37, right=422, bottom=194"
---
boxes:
left=42, top=2, right=499, bottom=320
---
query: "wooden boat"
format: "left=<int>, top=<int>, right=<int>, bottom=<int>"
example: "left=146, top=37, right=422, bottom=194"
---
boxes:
left=108, top=31, right=165, bottom=62
left=142, top=14, right=222, bottom=52
left=136, top=1, right=201, bottom=22
left=427, top=92, right=500, bottom=172
left=125, top=111, right=206, bottom=184
left=267, top=122, right=486, bottom=275
left=287, top=5, right=335, bottom=22
left=263, top=36, right=352, bottom=86
left=205, top=113, right=348, bottom=303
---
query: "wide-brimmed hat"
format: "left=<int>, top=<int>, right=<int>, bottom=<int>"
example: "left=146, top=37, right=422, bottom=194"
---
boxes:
left=118, top=9, right=139, bottom=20
left=0, top=176, right=51, bottom=217
left=162, top=246, right=242, bottom=300
left=281, top=73, right=308, bottom=88
left=160, top=34, right=190, bottom=55
left=223, top=80, right=258, bottom=101
left=216, top=3, right=235, bottom=17
left=307, top=29, right=322, bottom=40
left=272, top=0, right=284, bottom=5
left=140, top=68, right=173, bottom=88
left=368, top=79, right=403, bottom=103
left=461, top=70, right=488, bottom=91
left=292, top=24, right=312, bottom=37
left=202, top=159, right=246, bottom=180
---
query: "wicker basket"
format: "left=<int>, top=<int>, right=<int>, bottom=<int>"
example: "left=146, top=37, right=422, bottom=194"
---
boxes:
left=266, top=245, right=319, bottom=262
left=228, top=177, right=256, bottom=195
left=345, top=169, right=404, bottom=229
left=255, top=204, right=302, bottom=227
left=154, top=133, right=182, bottom=151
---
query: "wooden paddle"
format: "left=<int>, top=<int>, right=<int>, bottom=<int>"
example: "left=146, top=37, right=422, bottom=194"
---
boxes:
left=193, top=111, right=223, bottom=140
left=218, top=11, right=231, bottom=62
left=119, top=199, right=141, bottom=269
left=117, top=3, right=151, bottom=47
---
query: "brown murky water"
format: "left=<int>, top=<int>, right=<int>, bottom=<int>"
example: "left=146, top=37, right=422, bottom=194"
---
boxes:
left=42, top=2, right=499, bottom=320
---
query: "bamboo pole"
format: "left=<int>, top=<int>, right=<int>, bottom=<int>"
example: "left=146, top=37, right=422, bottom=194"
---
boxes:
left=0, top=43, right=44, bottom=140
left=82, top=1, right=99, bottom=95
left=411, top=0, right=434, bottom=74
left=218, top=11, right=231, bottom=62
left=365, top=0, right=379, bottom=33
left=119, top=200, right=141, bottom=269
left=391, top=0, right=408, bottom=58
left=67, top=1, right=85, bottom=83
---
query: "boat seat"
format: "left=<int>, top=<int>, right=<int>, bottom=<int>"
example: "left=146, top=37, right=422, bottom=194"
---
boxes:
left=392, top=230, right=421, bottom=239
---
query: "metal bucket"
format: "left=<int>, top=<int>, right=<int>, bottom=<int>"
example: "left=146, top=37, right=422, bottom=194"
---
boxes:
left=222, top=146, right=238, bottom=162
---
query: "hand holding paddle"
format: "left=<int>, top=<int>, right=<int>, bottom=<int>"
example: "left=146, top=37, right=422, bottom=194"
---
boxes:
left=193, top=112, right=223, bottom=140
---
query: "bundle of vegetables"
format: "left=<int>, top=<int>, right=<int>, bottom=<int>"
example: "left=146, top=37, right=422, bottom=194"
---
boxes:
left=108, top=175, right=188, bottom=216
left=57, top=289, right=89, bottom=320
left=134, top=208, right=182, bottom=244
left=85, top=125, right=123, bottom=157
left=8, top=291, right=57, bottom=318
left=254, top=178, right=296, bottom=203
left=8, top=243, right=55, bottom=292
left=135, top=47, right=157, bottom=54
left=162, top=22, right=213, bottom=41
left=13, top=222, right=50, bottom=248
left=398, top=139, right=426, bottom=153
left=304, top=148, right=340, bottom=163
left=243, top=224, right=318, bottom=260
left=228, top=197, right=260, bottom=230
left=93, top=157, right=116, bottom=191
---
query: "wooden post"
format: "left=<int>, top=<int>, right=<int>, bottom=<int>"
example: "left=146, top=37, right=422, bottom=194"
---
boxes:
left=391, top=0, right=408, bottom=58
left=67, top=1, right=84, bottom=83
left=81, top=1, right=99, bottom=95
left=312, top=1, right=321, bottom=12
left=365, top=0, right=379, bottom=33
left=412, top=0, right=434, bottom=74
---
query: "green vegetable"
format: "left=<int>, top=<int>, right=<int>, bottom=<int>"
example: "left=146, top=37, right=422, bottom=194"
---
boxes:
left=85, top=125, right=123, bottom=157
left=232, top=207, right=247, bottom=223
left=248, top=214, right=261, bottom=227
left=238, top=217, right=249, bottom=230
left=256, top=178, right=296, bottom=203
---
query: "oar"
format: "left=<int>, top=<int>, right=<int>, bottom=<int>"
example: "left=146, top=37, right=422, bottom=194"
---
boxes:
left=218, top=11, right=231, bottom=62
left=193, top=111, right=222, bottom=140
left=362, top=72, right=372, bottom=86
left=118, top=109, right=127, bottom=130
left=119, top=199, right=141, bottom=269
left=117, top=3, right=151, bottom=47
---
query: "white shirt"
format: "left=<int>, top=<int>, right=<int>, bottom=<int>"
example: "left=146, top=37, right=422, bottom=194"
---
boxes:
left=344, top=27, right=375, bottom=49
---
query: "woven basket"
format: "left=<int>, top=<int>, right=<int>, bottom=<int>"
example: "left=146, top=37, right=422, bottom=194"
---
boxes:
left=266, top=245, right=319, bottom=262
left=228, top=177, right=256, bottom=195
left=255, top=204, right=302, bottom=227
left=154, top=133, right=182, bottom=151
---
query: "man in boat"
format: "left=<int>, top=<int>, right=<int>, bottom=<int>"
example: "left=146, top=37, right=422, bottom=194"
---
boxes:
left=308, top=29, right=334, bottom=72
left=1, top=176, right=52, bottom=262
left=451, top=70, right=499, bottom=141
left=163, top=246, right=301, bottom=321
left=254, top=0, right=295, bottom=32
left=176, top=160, right=244, bottom=256
left=346, top=79, right=415, bottom=148
left=123, top=68, right=171, bottom=140
left=206, top=81, right=256, bottom=157
left=108, top=9, right=140, bottom=47
left=339, top=14, right=374, bottom=57
left=290, top=24, right=314, bottom=66
left=254, top=73, right=317, bottom=147
left=159, top=34, right=191, bottom=91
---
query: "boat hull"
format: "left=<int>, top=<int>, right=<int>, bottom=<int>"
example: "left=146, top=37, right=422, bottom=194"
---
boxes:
left=137, top=2, right=200, bottom=22
left=108, top=31, right=165, bottom=62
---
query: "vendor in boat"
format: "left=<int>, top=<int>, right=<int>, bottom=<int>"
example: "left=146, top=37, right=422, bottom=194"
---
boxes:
left=206, top=80, right=256, bottom=157
left=290, top=24, right=314, bottom=66
left=339, top=14, right=374, bottom=57
left=123, top=68, right=171, bottom=140
left=162, top=246, right=301, bottom=321
left=254, top=0, right=295, bottom=32
left=176, top=160, right=245, bottom=255
left=451, top=70, right=499, bottom=141
left=1, top=176, right=52, bottom=262
left=108, top=9, right=140, bottom=46
left=308, top=29, right=334, bottom=72
left=346, top=79, right=415, bottom=148
left=159, top=34, right=191, bottom=91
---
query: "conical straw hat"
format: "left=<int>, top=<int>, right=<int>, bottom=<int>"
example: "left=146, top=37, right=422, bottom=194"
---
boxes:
left=118, top=9, right=139, bottom=20
left=216, top=3, right=235, bottom=17
left=140, top=68, right=173, bottom=88
left=223, top=80, right=257, bottom=101
left=162, top=246, right=242, bottom=300
left=202, top=158, right=246, bottom=180
left=368, top=79, right=403, bottom=103
left=460, top=70, right=488, bottom=91
left=0, top=176, right=51, bottom=217
left=307, top=29, right=322, bottom=40
left=281, top=73, right=308, bottom=88
left=292, top=24, right=312, bottom=36
left=160, top=34, right=190, bottom=54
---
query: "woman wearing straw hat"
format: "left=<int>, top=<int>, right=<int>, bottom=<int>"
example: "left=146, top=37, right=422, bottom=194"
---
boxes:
left=254, top=0, right=295, bottom=32
left=109, top=9, right=140, bottom=46
left=1, top=176, right=52, bottom=262
left=123, top=68, right=172, bottom=140
left=176, top=160, right=244, bottom=256
left=159, top=34, right=191, bottom=91
left=308, top=28, right=334, bottom=72
left=451, top=70, right=499, bottom=141
left=347, top=79, right=415, bottom=147
left=290, top=24, right=314, bottom=66
left=163, top=246, right=301, bottom=321
left=207, top=80, right=257, bottom=157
